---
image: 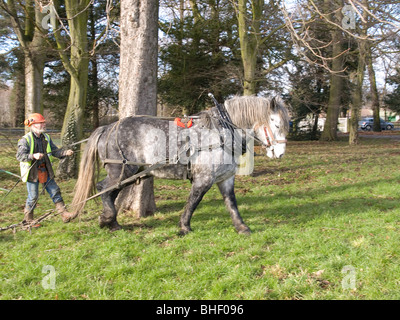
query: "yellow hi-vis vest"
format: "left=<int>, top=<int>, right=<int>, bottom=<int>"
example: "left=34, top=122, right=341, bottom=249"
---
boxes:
left=19, top=132, right=54, bottom=182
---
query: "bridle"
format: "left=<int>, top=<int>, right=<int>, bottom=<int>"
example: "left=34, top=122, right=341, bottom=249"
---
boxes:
left=263, top=122, right=287, bottom=149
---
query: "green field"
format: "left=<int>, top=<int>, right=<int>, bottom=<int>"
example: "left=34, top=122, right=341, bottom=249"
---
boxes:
left=1, top=133, right=400, bottom=300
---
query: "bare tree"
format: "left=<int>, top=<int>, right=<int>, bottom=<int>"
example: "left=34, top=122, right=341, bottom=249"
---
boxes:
left=235, top=0, right=290, bottom=95
left=281, top=0, right=400, bottom=142
left=0, top=0, right=47, bottom=128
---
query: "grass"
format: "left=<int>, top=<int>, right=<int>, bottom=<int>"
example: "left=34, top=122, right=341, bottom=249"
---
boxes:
left=1, top=132, right=400, bottom=300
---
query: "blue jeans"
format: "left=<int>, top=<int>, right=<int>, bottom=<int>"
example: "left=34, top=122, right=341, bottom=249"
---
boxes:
left=25, top=177, right=63, bottom=211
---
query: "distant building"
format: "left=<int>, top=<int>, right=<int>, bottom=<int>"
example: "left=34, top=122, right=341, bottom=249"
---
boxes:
left=360, top=103, right=398, bottom=121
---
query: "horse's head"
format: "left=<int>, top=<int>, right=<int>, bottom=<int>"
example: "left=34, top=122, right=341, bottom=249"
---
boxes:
left=254, top=97, right=289, bottom=159
left=223, top=95, right=290, bottom=159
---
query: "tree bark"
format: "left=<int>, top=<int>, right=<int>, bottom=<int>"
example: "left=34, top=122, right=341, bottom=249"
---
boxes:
left=116, top=0, right=159, bottom=218
left=348, top=0, right=368, bottom=145
left=24, top=48, right=44, bottom=120
left=57, top=74, right=88, bottom=179
left=238, top=0, right=263, bottom=96
left=54, top=0, right=90, bottom=179
left=320, top=0, right=344, bottom=141
left=348, top=43, right=366, bottom=145
left=366, top=46, right=381, bottom=131
left=89, top=5, right=99, bottom=129
left=10, top=65, right=25, bottom=127
left=118, top=0, right=158, bottom=117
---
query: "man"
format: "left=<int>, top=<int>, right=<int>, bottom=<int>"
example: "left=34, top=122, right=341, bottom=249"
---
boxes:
left=16, top=113, right=77, bottom=224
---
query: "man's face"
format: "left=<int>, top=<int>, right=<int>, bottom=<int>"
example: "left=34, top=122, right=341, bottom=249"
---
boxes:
left=31, top=122, right=46, bottom=135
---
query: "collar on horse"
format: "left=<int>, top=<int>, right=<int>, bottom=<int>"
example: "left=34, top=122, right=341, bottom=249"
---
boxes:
left=208, top=93, right=247, bottom=154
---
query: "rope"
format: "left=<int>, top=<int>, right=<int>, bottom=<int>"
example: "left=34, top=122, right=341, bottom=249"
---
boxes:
left=0, top=177, right=58, bottom=233
left=0, top=169, right=21, bottom=179
left=0, top=209, right=58, bottom=233
left=0, top=160, right=37, bottom=204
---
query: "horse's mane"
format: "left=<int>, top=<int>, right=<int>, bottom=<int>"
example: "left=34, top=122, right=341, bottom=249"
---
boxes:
left=224, top=95, right=290, bottom=134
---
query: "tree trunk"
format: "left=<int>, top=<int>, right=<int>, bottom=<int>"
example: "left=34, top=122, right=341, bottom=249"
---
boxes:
left=116, top=0, right=158, bottom=218
left=57, top=74, right=88, bottom=179
left=349, top=0, right=368, bottom=145
left=55, top=0, right=90, bottom=179
left=118, top=0, right=158, bottom=117
left=10, top=64, right=25, bottom=127
left=24, top=1, right=46, bottom=118
left=320, top=0, right=344, bottom=141
left=366, top=46, right=381, bottom=132
left=89, top=5, right=99, bottom=129
left=348, top=45, right=366, bottom=145
left=311, top=110, right=321, bottom=140
left=238, top=0, right=263, bottom=96
left=23, top=49, right=45, bottom=121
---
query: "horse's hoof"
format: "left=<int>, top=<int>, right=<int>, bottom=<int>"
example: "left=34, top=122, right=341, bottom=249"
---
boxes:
left=99, top=220, right=107, bottom=229
left=109, top=221, right=122, bottom=232
left=237, top=226, right=251, bottom=235
left=178, top=227, right=192, bottom=236
left=99, top=217, right=121, bottom=231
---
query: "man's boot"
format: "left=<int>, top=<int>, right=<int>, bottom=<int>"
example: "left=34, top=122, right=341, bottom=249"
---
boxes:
left=23, top=207, right=34, bottom=224
left=55, top=201, right=78, bottom=223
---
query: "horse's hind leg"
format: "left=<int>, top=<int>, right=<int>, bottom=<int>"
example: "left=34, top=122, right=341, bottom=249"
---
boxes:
left=97, top=177, right=122, bottom=231
left=179, top=179, right=214, bottom=235
left=217, top=176, right=251, bottom=235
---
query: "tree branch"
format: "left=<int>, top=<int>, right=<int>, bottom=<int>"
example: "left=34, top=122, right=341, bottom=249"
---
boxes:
left=1, top=0, right=27, bottom=48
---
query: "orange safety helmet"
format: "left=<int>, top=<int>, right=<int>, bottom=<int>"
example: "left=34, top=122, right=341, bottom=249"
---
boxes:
left=24, top=113, right=46, bottom=127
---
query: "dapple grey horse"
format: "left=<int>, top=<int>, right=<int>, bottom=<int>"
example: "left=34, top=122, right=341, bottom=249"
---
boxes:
left=70, top=95, right=290, bottom=235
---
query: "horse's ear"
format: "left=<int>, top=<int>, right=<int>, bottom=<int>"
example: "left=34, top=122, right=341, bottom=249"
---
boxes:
left=271, top=96, right=278, bottom=111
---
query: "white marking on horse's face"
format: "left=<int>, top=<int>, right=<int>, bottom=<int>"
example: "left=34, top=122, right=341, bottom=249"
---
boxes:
left=256, top=113, right=287, bottom=160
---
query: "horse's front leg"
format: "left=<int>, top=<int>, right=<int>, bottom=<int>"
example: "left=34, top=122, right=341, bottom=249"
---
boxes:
left=217, top=176, right=251, bottom=235
left=179, top=178, right=214, bottom=235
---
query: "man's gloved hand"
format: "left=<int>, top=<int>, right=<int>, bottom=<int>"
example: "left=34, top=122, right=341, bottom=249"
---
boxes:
left=65, top=149, right=74, bottom=156
left=32, top=153, right=44, bottom=160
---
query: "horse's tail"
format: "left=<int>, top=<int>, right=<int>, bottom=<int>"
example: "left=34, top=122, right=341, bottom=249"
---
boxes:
left=70, top=127, right=105, bottom=216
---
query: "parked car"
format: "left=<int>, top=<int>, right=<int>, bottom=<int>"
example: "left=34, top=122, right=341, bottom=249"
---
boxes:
left=360, top=118, right=394, bottom=131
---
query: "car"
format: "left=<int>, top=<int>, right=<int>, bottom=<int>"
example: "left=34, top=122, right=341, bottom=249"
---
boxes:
left=360, top=117, right=394, bottom=131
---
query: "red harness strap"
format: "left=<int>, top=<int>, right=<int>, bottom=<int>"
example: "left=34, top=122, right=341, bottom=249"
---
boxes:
left=174, top=118, right=193, bottom=128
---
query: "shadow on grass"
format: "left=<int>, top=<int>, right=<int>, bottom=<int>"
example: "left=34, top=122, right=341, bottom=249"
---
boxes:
left=3, top=175, right=398, bottom=238
left=118, top=175, right=400, bottom=234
